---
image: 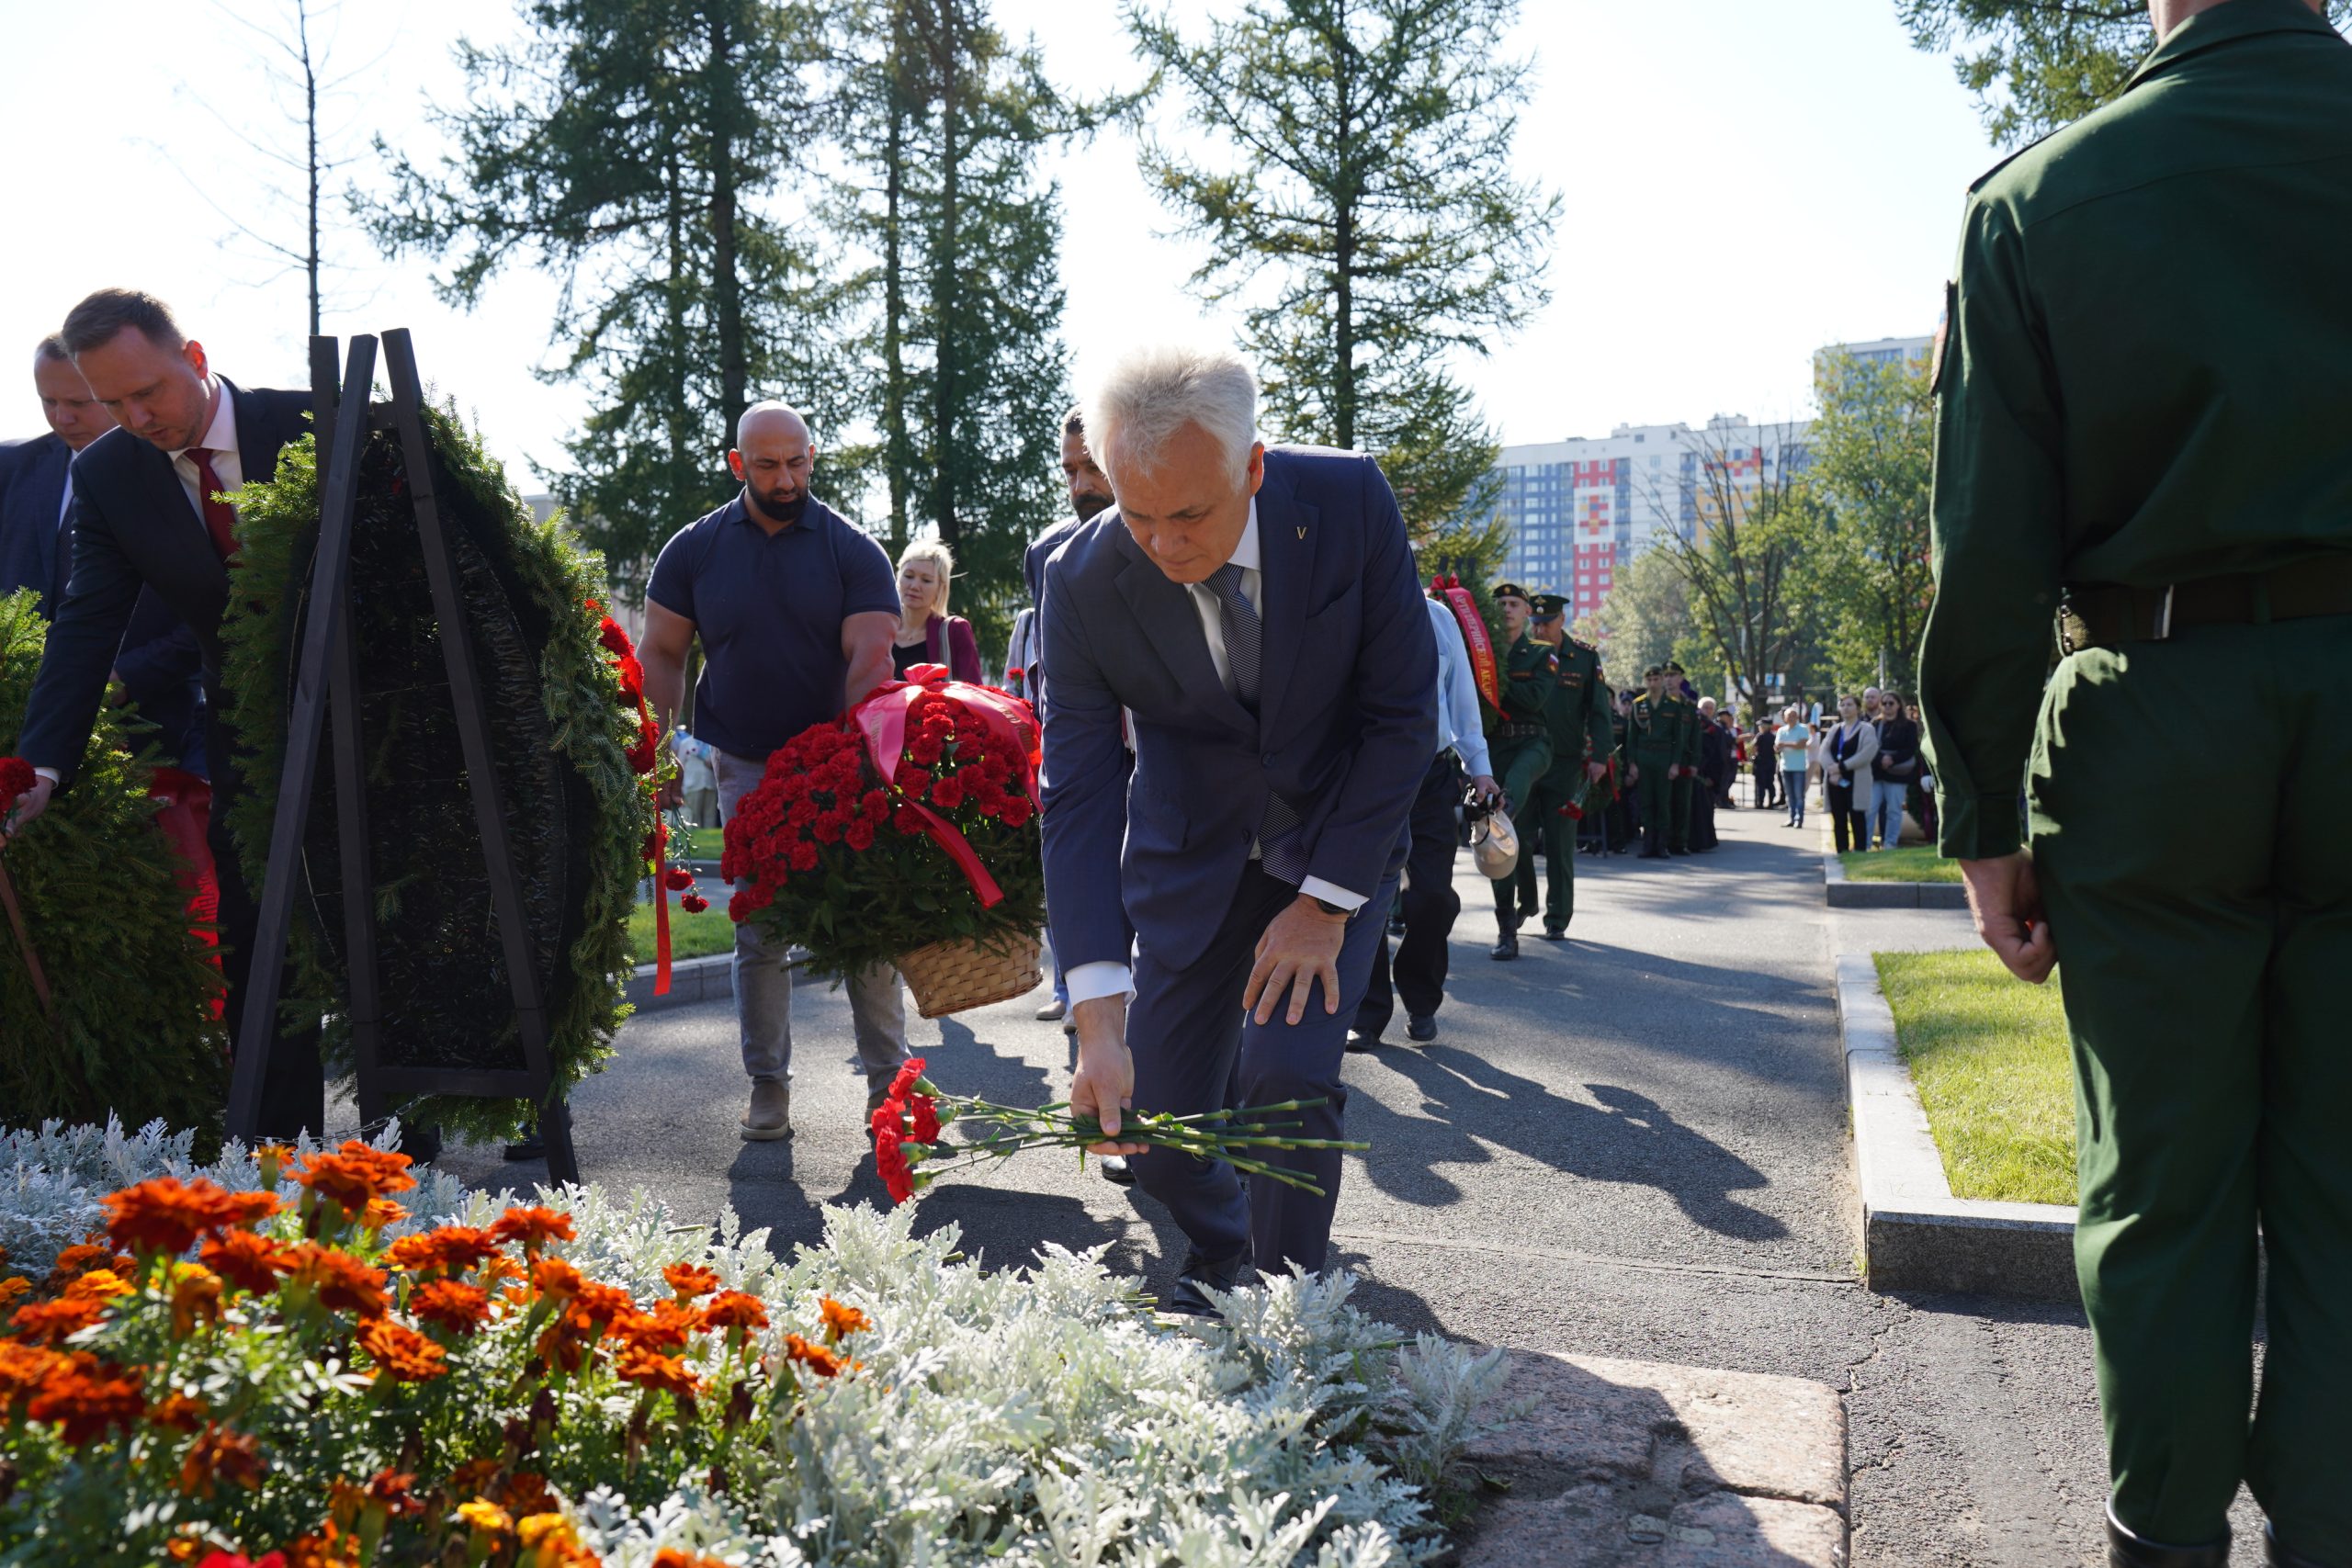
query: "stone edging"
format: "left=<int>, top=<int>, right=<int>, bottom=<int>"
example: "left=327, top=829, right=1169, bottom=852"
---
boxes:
left=1834, top=951, right=2078, bottom=1301
left=1822, top=849, right=1968, bottom=908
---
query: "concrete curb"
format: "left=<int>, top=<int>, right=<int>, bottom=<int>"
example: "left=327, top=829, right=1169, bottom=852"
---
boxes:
left=1822, top=849, right=1968, bottom=908
left=1834, top=950, right=2079, bottom=1301
left=626, top=953, right=736, bottom=1012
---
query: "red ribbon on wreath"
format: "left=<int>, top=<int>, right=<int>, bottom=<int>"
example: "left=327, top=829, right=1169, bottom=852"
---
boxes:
left=1431, top=575, right=1501, bottom=714
left=846, top=665, right=1041, bottom=910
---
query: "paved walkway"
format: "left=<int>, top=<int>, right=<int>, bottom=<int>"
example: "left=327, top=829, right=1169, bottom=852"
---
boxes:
left=429, top=804, right=2266, bottom=1566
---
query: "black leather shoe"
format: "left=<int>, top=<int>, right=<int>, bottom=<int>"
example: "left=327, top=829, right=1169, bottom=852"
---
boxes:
left=2267, top=1521, right=2336, bottom=1568
left=503, top=1131, right=545, bottom=1162
left=1344, top=1028, right=1380, bottom=1053
left=1489, top=928, right=1518, bottom=961
left=2107, top=1507, right=2230, bottom=1568
left=398, top=1122, right=444, bottom=1165
left=1163, top=1250, right=1253, bottom=1318
left=1406, top=1014, right=1437, bottom=1043
left=1541, top=923, right=1566, bottom=941
left=1098, top=1156, right=1136, bottom=1187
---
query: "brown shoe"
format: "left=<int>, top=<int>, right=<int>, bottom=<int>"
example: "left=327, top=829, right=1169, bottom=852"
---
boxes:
left=741, top=1079, right=792, bottom=1142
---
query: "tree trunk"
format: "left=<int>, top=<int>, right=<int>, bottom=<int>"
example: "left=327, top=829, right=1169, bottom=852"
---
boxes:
left=707, top=6, right=749, bottom=444
left=930, top=3, right=963, bottom=550
left=300, top=0, right=321, bottom=337
left=1329, top=0, right=1355, bottom=450
left=882, top=29, right=910, bottom=553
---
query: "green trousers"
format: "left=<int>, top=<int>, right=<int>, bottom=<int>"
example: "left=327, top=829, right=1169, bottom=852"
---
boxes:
left=2033, top=617, right=2351, bottom=1556
left=1668, top=773, right=1694, bottom=852
left=1509, top=761, right=1581, bottom=930
left=1632, top=752, right=1675, bottom=852
left=1489, top=734, right=1552, bottom=925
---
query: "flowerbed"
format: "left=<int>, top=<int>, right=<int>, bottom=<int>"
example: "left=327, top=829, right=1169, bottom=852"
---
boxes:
left=1, top=1119, right=1507, bottom=1566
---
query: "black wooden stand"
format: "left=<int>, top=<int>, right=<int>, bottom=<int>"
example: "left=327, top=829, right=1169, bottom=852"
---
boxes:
left=223, top=331, right=582, bottom=1185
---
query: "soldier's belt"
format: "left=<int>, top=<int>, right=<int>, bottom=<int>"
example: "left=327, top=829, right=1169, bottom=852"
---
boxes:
left=2060, top=556, right=2352, bottom=653
left=1496, top=721, right=1546, bottom=739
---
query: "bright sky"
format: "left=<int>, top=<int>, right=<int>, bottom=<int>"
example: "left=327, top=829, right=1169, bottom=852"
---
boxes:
left=0, top=0, right=2007, bottom=486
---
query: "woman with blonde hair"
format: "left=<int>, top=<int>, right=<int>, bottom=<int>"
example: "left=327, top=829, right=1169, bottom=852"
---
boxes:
left=891, top=538, right=981, bottom=682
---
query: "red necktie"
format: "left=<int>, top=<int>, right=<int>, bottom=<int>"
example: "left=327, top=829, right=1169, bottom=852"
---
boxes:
left=187, top=447, right=239, bottom=560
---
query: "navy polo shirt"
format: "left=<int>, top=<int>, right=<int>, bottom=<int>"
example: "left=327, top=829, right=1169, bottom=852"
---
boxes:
left=645, top=494, right=900, bottom=761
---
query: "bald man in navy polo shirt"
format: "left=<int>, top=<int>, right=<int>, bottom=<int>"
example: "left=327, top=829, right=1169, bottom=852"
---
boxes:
left=639, top=403, right=910, bottom=1142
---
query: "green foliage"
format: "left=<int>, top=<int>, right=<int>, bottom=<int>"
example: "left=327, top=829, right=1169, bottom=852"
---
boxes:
left=361, top=0, right=852, bottom=598
left=1877, top=948, right=2075, bottom=1205
left=219, top=404, right=639, bottom=1144
left=0, top=592, right=226, bottom=1142
left=1895, top=0, right=2352, bottom=146
left=1128, top=0, right=1555, bottom=537
left=1589, top=546, right=1693, bottom=690
left=627, top=896, right=734, bottom=964
left=1800, top=352, right=1937, bottom=696
left=828, top=0, right=1081, bottom=659
left=1646, top=423, right=1816, bottom=711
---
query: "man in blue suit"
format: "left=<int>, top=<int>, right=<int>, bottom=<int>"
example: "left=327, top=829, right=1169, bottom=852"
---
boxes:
left=1040, top=344, right=1435, bottom=1312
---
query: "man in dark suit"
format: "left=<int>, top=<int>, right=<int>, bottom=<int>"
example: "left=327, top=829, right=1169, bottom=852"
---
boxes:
left=2, top=336, right=207, bottom=773
left=0, top=288, right=322, bottom=1140
left=1041, top=344, right=1434, bottom=1311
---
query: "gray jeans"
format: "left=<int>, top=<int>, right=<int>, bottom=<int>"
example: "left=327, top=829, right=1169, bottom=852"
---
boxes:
left=716, top=749, right=908, bottom=1091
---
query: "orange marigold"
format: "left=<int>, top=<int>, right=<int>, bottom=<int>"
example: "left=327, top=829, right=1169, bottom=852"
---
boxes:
left=62, top=1268, right=133, bottom=1303
left=104, top=1176, right=243, bottom=1256
left=201, top=1229, right=293, bottom=1296
left=782, top=1333, right=846, bottom=1378
left=489, top=1206, right=576, bottom=1253
left=614, top=1344, right=699, bottom=1398
left=219, top=1190, right=282, bottom=1229
left=0, top=1278, right=26, bottom=1311
left=366, top=1467, right=424, bottom=1516
left=651, top=1549, right=733, bottom=1567
left=51, top=1242, right=114, bottom=1276
left=819, top=1297, right=872, bottom=1340
left=281, top=1520, right=362, bottom=1568
left=529, top=1257, right=584, bottom=1301
left=408, top=1280, right=492, bottom=1337
left=170, top=1263, right=225, bottom=1337
left=567, top=1280, right=634, bottom=1332
left=7, top=1296, right=104, bottom=1346
left=149, top=1391, right=209, bottom=1432
left=356, top=1317, right=447, bottom=1382
left=290, top=1141, right=417, bottom=1214
left=282, top=1244, right=389, bottom=1319
left=359, top=1199, right=409, bottom=1232
left=697, top=1291, right=768, bottom=1333
left=661, top=1261, right=720, bottom=1301
left=382, top=1225, right=503, bottom=1277
left=178, top=1422, right=266, bottom=1497
left=0, top=1339, right=62, bottom=1409
left=446, top=1456, right=503, bottom=1498
left=27, top=1353, right=146, bottom=1442
left=618, top=1299, right=700, bottom=1355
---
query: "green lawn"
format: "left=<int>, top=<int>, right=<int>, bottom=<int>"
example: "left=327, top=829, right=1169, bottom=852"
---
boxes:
left=627, top=899, right=735, bottom=966
left=1875, top=950, right=2076, bottom=1206
left=686, top=826, right=723, bottom=860
left=1840, top=844, right=1962, bottom=884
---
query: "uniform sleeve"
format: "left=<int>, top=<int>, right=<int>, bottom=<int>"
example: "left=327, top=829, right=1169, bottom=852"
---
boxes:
left=1917, top=195, right=2067, bottom=859
left=644, top=525, right=698, bottom=622
left=841, top=528, right=903, bottom=621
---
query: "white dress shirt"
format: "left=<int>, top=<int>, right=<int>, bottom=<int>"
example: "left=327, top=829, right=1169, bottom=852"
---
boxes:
left=1427, top=598, right=1493, bottom=778
left=1064, top=499, right=1362, bottom=1008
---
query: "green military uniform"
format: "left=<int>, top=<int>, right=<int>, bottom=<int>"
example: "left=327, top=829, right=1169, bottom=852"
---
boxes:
left=1663, top=662, right=1701, bottom=854
left=1622, top=670, right=1680, bottom=860
left=1484, top=584, right=1555, bottom=958
left=1917, top=6, right=2352, bottom=1560
left=1514, top=594, right=1614, bottom=935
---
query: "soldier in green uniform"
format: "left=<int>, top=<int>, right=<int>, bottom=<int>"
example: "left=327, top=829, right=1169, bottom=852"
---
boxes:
left=1622, top=667, right=1679, bottom=861
left=1517, top=592, right=1615, bottom=936
left=1662, top=661, right=1701, bottom=854
left=1484, top=582, right=1555, bottom=960
left=1917, top=5, right=2352, bottom=1564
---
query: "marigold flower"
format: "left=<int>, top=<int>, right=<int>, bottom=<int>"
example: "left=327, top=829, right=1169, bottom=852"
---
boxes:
left=819, top=1297, right=872, bottom=1341
left=27, top=1354, right=146, bottom=1442
left=565, top=1280, right=634, bottom=1333
left=291, top=1143, right=417, bottom=1214
left=491, top=1206, right=576, bottom=1254
left=359, top=1198, right=409, bottom=1232
left=382, top=1225, right=503, bottom=1277
left=619, top=1298, right=700, bottom=1354
left=651, top=1551, right=731, bottom=1568
left=0, top=1339, right=62, bottom=1409
left=457, top=1498, right=515, bottom=1535
left=51, top=1242, right=113, bottom=1276
left=783, top=1332, right=846, bottom=1378
left=499, top=1471, right=559, bottom=1517
left=104, top=1176, right=243, bottom=1256
left=446, top=1457, right=503, bottom=1498
left=62, top=1268, right=133, bottom=1303
left=7, top=1296, right=104, bottom=1346
left=615, top=1344, right=699, bottom=1397
left=356, top=1318, right=447, bottom=1382
left=408, top=1279, right=492, bottom=1337
left=170, top=1262, right=225, bottom=1337
left=697, top=1291, right=768, bottom=1333
left=218, top=1190, right=282, bottom=1229
left=281, top=1244, right=389, bottom=1319
left=367, top=1467, right=423, bottom=1516
left=201, top=1229, right=293, bottom=1295
left=281, top=1522, right=361, bottom=1568
left=531, top=1259, right=584, bottom=1303
left=517, top=1511, right=582, bottom=1551
left=177, top=1423, right=266, bottom=1498
left=662, top=1261, right=720, bottom=1301
left=150, top=1391, right=209, bottom=1431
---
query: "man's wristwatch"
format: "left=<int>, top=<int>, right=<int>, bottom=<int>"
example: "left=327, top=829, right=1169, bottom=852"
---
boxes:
left=1309, top=897, right=1350, bottom=919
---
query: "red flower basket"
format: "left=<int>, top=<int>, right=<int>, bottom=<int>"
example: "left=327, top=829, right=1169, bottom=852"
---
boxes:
left=722, top=667, right=1046, bottom=1016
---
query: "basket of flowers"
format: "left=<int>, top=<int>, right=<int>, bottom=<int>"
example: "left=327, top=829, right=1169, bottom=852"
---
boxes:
left=721, top=665, right=1045, bottom=1018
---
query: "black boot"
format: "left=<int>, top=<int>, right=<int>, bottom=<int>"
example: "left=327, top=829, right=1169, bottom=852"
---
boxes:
left=1489, top=918, right=1519, bottom=961
left=2267, top=1521, right=2337, bottom=1568
left=2107, top=1507, right=2230, bottom=1568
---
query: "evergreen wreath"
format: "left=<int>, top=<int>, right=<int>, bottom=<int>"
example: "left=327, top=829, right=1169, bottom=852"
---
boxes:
left=219, top=401, right=641, bottom=1145
left=0, top=589, right=227, bottom=1135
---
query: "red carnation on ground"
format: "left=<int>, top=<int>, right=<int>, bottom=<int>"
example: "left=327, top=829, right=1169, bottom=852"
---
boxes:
left=870, top=1111, right=916, bottom=1203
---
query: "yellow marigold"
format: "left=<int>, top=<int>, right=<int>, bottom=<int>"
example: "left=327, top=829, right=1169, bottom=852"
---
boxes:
left=169, top=1262, right=224, bottom=1337
left=457, top=1498, right=515, bottom=1535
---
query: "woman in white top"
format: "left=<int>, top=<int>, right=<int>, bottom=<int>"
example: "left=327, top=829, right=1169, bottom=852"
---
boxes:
left=1821, top=694, right=1880, bottom=854
left=1774, top=706, right=1815, bottom=828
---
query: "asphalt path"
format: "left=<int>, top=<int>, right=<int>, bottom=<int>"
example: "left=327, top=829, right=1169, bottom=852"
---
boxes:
left=430, top=803, right=2268, bottom=1566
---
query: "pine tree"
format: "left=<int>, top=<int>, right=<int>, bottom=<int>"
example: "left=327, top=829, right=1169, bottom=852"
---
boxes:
left=1127, top=0, right=1556, bottom=541
left=360, top=0, right=844, bottom=597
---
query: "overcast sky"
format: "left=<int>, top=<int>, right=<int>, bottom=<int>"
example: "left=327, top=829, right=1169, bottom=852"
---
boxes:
left=1, top=0, right=2007, bottom=489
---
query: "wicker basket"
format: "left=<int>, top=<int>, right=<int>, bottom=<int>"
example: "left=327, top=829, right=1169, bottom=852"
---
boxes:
left=897, top=931, right=1045, bottom=1020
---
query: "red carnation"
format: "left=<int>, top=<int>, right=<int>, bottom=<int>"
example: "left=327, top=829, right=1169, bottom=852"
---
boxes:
left=599, top=617, right=635, bottom=657
left=844, top=818, right=876, bottom=852
left=787, top=840, right=820, bottom=872
left=906, top=1093, right=941, bottom=1145
left=931, top=775, right=965, bottom=810
left=871, top=1118, right=915, bottom=1204
left=616, top=654, right=646, bottom=704
left=0, top=757, right=33, bottom=803
left=1000, top=797, right=1034, bottom=829
left=680, top=891, right=710, bottom=914
left=663, top=866, right=695, bottom=891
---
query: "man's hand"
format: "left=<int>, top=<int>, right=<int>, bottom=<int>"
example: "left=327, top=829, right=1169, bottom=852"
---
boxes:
left=1626, top=761, right=1640, bottom=784
left=1245, top=894, right=1348, bottom=1026
left=1468, top=772, right=1499, bottom=806
left=1068, top=996, right=1146, bottom=1155
left=1959, top=852, right=2055, bottom=984
left=2, top=775, right=55, bottom=848
left=1585, top=760, right=1609, bottom=784
left=655, top=775, right=684, bottom=810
